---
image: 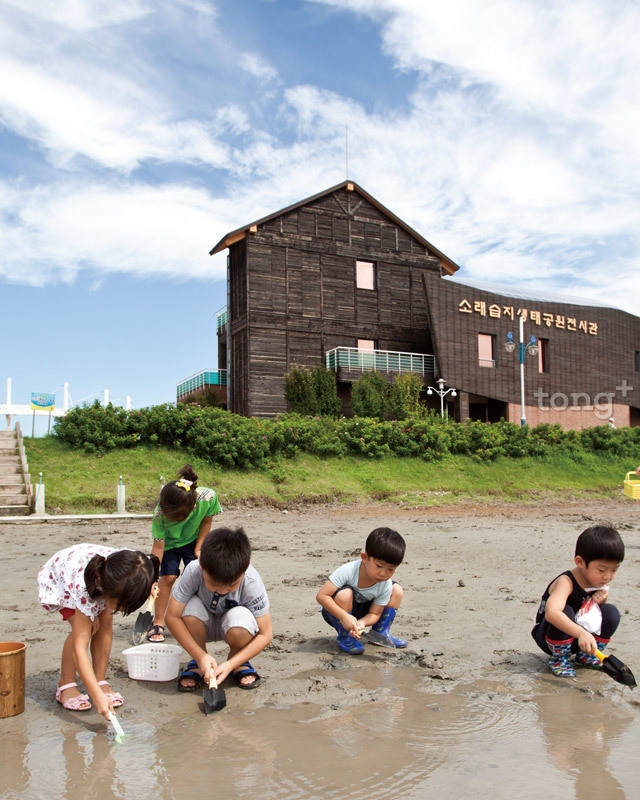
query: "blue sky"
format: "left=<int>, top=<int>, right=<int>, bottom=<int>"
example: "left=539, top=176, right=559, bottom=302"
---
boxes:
left=2, top=0, right=640, bottom=429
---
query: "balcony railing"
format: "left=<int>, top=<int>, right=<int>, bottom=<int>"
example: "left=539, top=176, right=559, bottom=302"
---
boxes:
left=325, top=347, right=436, bottom=376
left=216, top=309, right=227, bottom=330
left=176, top=369, right=227, bottom=398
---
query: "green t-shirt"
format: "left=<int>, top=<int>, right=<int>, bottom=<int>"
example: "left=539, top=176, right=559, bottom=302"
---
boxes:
left=152, top=487, right=222, bottom=550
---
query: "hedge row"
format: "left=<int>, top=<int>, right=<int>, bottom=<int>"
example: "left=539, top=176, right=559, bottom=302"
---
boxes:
left=52, top=400, right=640, bottom=469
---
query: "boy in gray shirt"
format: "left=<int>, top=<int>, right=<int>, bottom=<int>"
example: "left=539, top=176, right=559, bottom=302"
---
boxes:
left=316, top=527, right=407, bottom=654
left=167, top=526, right=272, bottom=691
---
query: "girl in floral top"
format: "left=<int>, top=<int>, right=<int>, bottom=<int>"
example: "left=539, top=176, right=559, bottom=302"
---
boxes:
left=38, top=543, right=159, bottom=717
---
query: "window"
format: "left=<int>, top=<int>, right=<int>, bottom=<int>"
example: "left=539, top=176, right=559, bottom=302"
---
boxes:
left=538, top=338, right=549, bottom=373
left=636, top=351, right=640, bottom=372
left=357, top=338, right=376, bottom=368
left=478, top=334, right=495, bottom=368
left=356, top=260, right=376, bottom=290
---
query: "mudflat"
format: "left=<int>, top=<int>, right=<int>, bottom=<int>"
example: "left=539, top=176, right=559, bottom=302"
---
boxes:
left=1, top=499, right=638, bottom=799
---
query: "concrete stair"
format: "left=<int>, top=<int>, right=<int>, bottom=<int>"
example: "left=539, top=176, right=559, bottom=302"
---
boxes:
left=0, top=431, right=30, bottom=516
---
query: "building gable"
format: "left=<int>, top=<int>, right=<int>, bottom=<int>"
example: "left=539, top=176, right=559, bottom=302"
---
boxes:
left=210, top=181, right=459, bottom=275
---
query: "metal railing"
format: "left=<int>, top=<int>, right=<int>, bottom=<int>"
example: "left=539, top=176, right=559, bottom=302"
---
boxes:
left=216, top=309, right=227, bottom=330
left=176, top=369, right=228, bottom=398
left=325, top=347, right=436, bottom=376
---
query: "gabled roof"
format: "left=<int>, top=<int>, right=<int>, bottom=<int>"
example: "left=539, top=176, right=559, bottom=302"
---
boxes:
left=209, top=180, right=460, bottom=275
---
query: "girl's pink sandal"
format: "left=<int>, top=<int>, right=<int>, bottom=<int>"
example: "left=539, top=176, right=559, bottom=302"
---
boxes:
left=98, top=681, right=124, bottom=708
left=55, top=682, right=92, bottom=711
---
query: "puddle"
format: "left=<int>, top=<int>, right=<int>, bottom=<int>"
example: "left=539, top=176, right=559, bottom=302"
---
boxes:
left=1, top=667, right=638, bottom=799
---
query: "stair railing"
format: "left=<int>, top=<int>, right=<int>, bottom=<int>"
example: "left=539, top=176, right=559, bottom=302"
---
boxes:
left=15, top=422, right=33, bottom=511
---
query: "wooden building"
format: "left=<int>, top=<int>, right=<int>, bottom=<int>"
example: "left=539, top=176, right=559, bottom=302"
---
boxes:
left=193, top=180, right=640, bottom=428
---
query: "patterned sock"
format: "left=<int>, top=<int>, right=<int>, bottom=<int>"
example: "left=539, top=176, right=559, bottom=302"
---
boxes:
left=546, top=638, right=575, bottom=677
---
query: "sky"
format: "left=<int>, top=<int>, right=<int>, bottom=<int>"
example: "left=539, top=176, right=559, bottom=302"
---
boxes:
left=1, top=0, right=640, bottom=430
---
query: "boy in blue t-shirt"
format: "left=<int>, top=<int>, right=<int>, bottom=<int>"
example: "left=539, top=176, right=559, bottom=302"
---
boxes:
left=316, top=527, right=407, bottom=654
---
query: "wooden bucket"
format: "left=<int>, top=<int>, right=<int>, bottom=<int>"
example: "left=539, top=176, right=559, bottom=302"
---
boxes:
left=0, top=642, right=26, bottom=718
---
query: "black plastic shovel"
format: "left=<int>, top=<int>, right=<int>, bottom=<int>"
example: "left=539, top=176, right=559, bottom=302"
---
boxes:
left=203, top=674, right=226, bottom=714
left=596, top=649, right=637, bottom=688
left=132, top=597, right=155, bottom=645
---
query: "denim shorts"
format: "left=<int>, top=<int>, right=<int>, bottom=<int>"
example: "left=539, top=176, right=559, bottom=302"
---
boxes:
left=160, top=541, right=198, bottom=577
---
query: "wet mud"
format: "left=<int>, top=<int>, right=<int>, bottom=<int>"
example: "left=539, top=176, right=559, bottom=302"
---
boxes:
left=1, top=500, right=638, bottom=799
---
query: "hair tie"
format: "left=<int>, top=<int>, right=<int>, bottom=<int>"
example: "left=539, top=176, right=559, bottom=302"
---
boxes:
left=176, top=479, right=192, bottom=491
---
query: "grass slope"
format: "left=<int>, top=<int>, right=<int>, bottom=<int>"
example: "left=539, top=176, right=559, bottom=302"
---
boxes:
left=22, top=438, right=635, bottom=515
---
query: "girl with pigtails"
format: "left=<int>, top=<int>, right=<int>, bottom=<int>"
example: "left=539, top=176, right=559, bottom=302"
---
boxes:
left=148, top=465, right=222, bottom=642
left=38, top=545, right=159, bottom=717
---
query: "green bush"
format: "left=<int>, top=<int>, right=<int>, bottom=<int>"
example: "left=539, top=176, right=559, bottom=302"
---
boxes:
left=311, top=366, right=342, bottom=417
left=284, top=365, right=319, bottom=415
left=350, top=371, right=388, bottom=420
left=54, top=398, right=640, bottom=471
left=387, top=372, right=424, bottom=420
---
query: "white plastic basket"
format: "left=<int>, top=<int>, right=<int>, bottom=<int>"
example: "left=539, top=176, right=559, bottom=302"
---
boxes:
left=122, top=643, right=183, bottom=682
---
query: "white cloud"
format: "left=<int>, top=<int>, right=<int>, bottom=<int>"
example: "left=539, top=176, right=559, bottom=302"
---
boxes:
left=238, top=52, right=279, bottom=82
left=2, top=0, right=154, bottom=31
left=0, top=181, right=233, bottom=285
left=1, top=0, right=639, bottom=318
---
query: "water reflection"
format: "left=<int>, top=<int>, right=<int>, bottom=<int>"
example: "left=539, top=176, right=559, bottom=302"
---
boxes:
left=2, top=670, right=637, bottom=800
left=536, top=687, right=631, bottom=800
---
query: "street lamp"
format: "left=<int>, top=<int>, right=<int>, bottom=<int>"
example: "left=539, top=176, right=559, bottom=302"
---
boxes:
left=505, top=315, right=538, bottom=427
left=427, top=377, right=457, bottom=419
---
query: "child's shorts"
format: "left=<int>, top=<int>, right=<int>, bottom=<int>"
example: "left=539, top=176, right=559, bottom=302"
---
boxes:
left=331, top=585, right=373, bottom=619
left=182, top=596, right=259, bottom=642
left=160, top=542, right=198, bottom=577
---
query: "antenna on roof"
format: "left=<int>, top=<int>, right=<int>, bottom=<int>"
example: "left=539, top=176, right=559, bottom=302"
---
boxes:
left=345, top=118, right=349, bottom=179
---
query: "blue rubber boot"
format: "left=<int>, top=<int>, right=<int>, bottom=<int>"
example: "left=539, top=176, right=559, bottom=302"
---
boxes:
left=546, top=638, right=575, bottom=677
left=322, top=609, right=365, bottom=654
left=371, top=607, right=407, bottom=648
left=576, top=641, right=605, bottom=669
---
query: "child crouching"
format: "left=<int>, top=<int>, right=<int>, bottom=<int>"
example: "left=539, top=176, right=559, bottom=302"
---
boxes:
left=167, top=526, right=272, bottom=691
left=532, top=525, right=624, bottom=677
left=316, top=527, right=407, bottom=654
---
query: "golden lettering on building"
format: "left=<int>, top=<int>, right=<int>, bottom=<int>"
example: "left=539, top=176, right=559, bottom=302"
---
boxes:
left=456, top=300, right=599, bottom=334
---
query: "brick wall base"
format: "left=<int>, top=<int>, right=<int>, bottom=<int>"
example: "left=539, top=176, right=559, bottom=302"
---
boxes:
left=507, top=402, right=630, bottom=430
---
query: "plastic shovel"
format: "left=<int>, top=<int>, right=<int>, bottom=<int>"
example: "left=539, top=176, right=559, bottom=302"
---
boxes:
left=203, top=673, right=226, bottom=715
left=132, top=596, right=155, bottom=645
left=108, top=711, right=126, bottom=744
left=596, top=649, right=637, bottom=688
left=361, top=629, right=395, bottom=649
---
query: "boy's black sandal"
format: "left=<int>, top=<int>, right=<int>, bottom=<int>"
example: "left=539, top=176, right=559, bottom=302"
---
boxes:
left=177, top=659, right=204, bottom=692
left=232, top=661, right=261, bottom=690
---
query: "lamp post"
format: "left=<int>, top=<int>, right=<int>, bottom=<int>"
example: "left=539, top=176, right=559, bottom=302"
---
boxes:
left=427, top=377, right=457, bottom=419
left=504, top=315, right=538, bottom=427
